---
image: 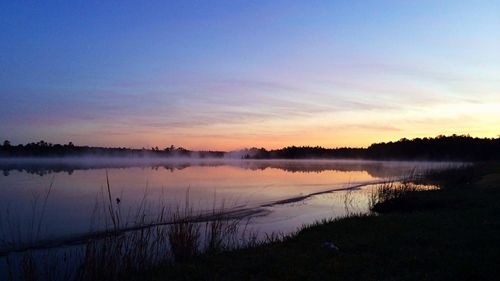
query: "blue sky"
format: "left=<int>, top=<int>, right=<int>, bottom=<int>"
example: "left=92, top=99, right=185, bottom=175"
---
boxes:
left=1, top=1, right=499, bottom=149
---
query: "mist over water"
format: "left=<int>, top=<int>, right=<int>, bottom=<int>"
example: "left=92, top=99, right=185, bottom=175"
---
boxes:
left=0, top=157, right=454, bottom=177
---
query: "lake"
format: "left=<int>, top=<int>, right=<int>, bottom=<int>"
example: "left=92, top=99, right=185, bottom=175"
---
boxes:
left=0, top=158, right=454, bottom=249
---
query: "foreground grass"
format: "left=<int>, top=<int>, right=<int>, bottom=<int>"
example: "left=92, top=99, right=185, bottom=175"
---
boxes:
left=146, top=163, right=500, bottom=281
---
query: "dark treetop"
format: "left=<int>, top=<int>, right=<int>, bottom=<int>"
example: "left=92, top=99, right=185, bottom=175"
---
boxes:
left=1, top=135, right=500, bottom=161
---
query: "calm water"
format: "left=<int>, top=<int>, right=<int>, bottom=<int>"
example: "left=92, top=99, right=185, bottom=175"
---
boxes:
left=0, top=159, right=453, bottom=246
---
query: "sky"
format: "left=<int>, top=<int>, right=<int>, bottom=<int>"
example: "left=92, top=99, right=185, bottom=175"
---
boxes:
left=1, top=1, right=499, bottom=150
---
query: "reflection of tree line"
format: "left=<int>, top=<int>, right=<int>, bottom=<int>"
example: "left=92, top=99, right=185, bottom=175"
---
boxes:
left=1, top=161, right=415, bottom=178
left=0, top=163, right=189, bottom=177
left=229, top=161, right=416, bottom=178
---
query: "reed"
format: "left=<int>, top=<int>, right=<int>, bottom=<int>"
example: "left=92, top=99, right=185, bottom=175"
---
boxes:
left=1, top=177, right=254, bottom=281
left=166, top=190, right=201, bottom=263
left=368, top=169, right=443, bottom=212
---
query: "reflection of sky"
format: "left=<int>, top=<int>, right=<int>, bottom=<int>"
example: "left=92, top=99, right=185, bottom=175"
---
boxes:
left=1, top=1, right=499, bottom=149
left=2, top=160, right=439, bottom=240
left=0, top=163, right=376, bottom=239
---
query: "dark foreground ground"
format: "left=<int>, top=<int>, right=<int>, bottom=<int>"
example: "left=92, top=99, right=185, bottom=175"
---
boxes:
left=142, top=163, right=500, bottom=281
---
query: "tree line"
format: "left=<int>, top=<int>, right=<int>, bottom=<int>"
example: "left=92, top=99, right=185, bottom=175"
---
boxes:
left=1, top=135, right=499, bottom=161
left=242, top=135, right=500, bottom=161
left=0, top=140, right=224, bottom=158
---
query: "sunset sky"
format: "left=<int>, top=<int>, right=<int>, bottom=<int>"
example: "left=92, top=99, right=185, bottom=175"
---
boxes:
left=1, top=1, right=499, bottom=150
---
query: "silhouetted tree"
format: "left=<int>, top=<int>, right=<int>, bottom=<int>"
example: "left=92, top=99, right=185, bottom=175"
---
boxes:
left=1, top=135, right=499, bottom=161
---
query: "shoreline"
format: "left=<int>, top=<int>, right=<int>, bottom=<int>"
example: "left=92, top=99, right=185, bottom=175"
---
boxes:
left=145, top=162, right=500, bottom=281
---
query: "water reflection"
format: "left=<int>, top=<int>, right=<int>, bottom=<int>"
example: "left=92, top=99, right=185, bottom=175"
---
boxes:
left=0, top=158, right=443, bottom=178
left=0, top=159, right=455, bottom=247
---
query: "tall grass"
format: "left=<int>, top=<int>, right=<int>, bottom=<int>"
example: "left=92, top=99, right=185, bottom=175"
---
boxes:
left=167, top=190, right=201, bottom=263
left=1, top=176, right=256, bottom=281
left=368, top=181, right=421, bottom=210
left=420, top=163, right=476, bottom=188
left=368, top=168, right=449, bottom=212
left=0, top=177, right=54, bottom=252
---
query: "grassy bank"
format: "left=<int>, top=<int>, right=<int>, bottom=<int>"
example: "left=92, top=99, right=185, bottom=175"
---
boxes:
left=146, top=163, right=500, bottom=280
